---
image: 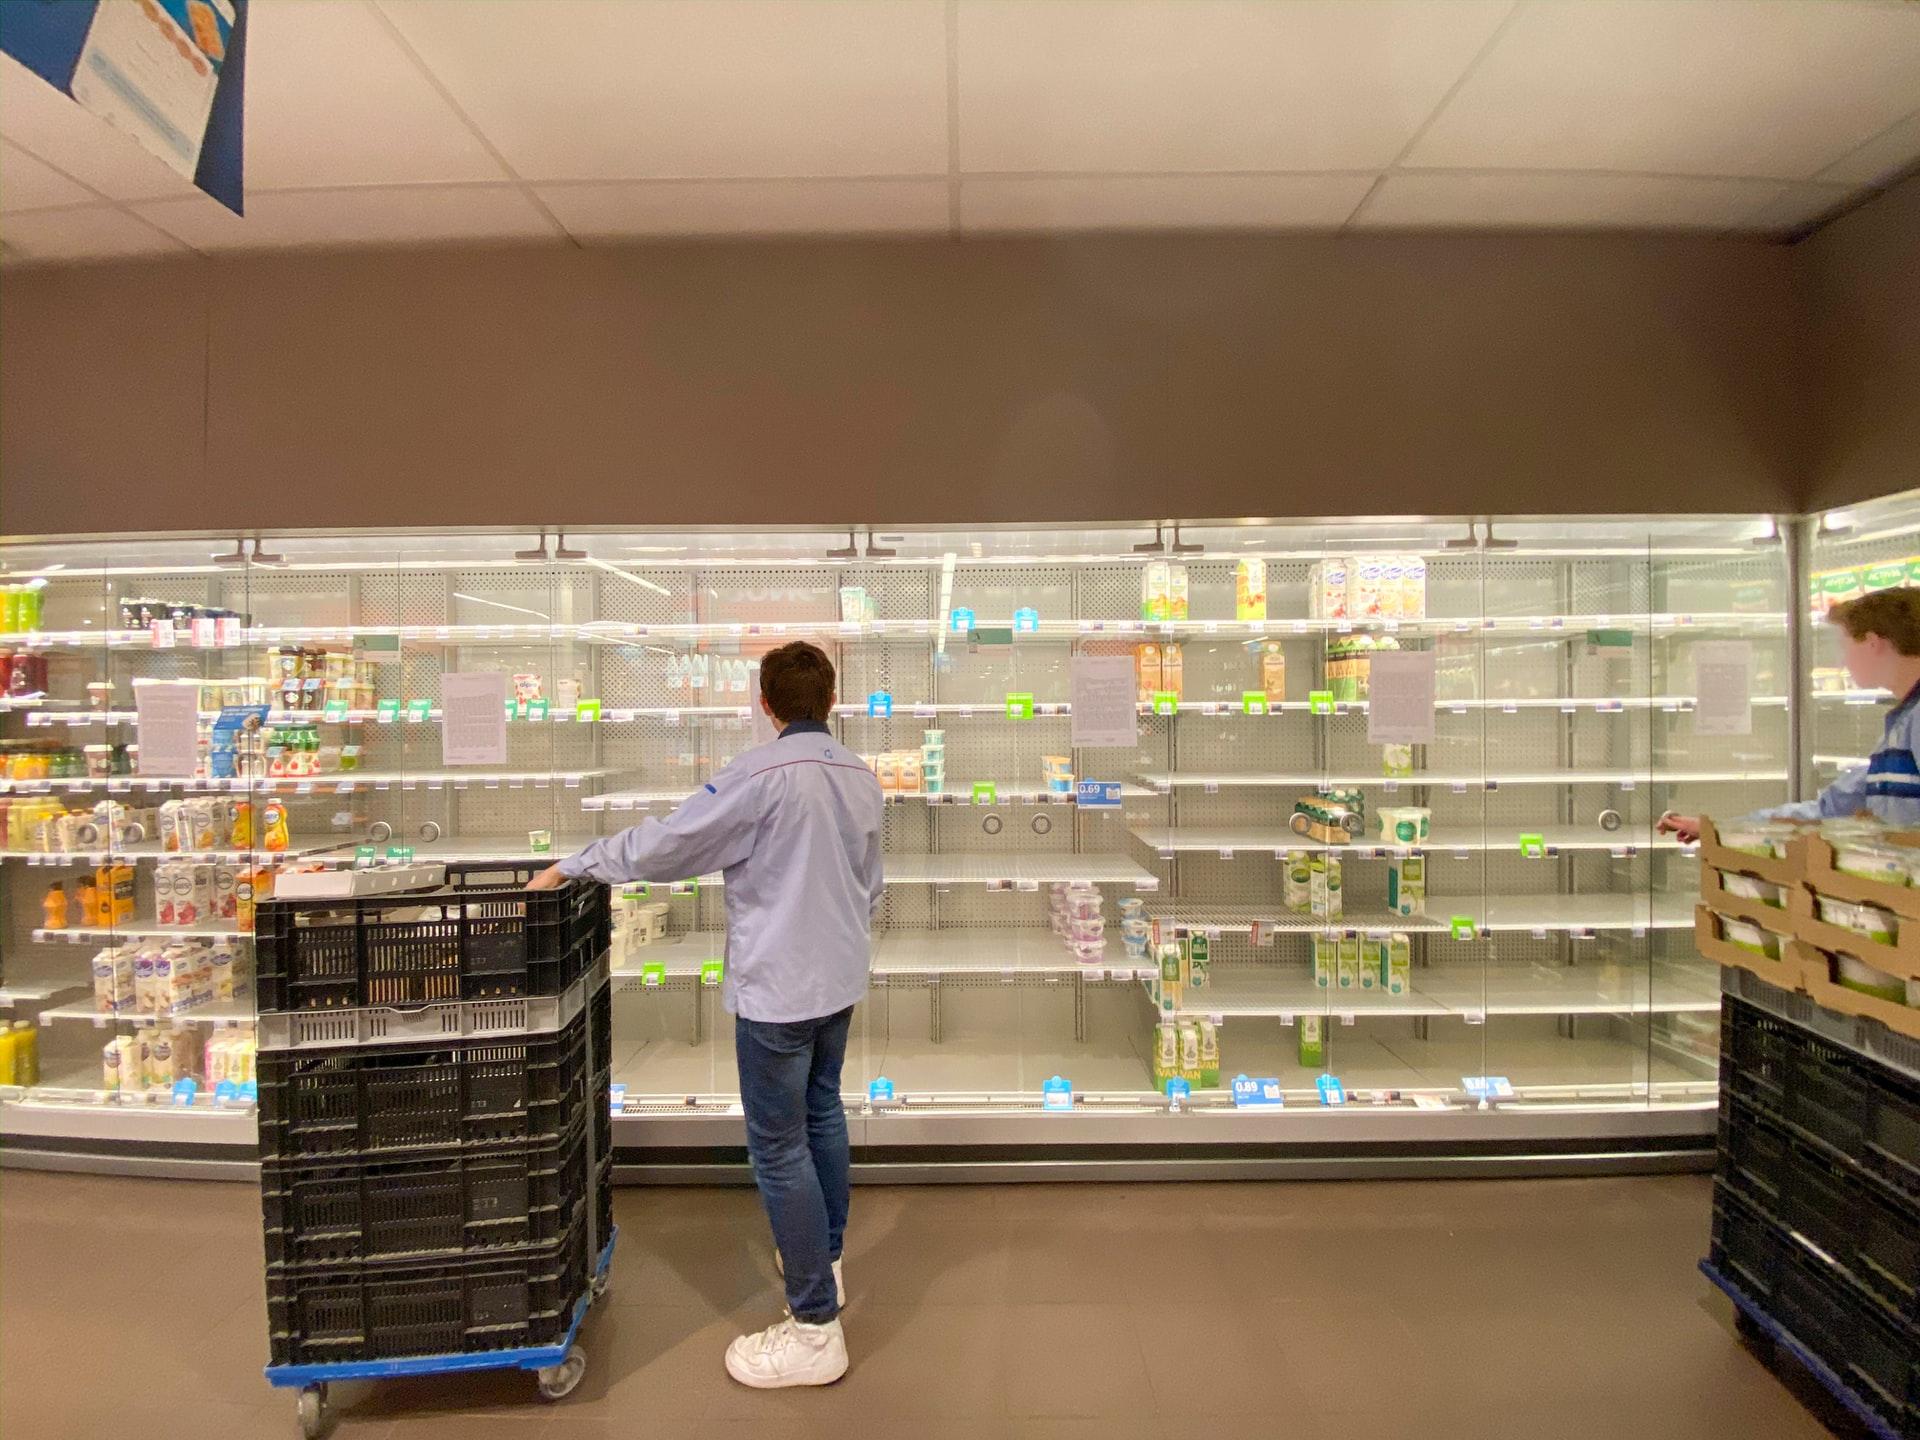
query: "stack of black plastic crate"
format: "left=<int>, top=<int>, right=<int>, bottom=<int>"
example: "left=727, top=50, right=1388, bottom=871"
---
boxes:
left=1709, top=972, right=1920, bottom=1439
left=255, top=862, right=612, bottom=1374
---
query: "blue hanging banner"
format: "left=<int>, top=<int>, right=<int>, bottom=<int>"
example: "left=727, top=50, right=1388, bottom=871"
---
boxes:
left=2, top=0, right=247, bottom=214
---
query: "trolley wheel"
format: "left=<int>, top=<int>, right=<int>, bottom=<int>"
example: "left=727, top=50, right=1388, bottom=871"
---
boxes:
left=296, top=1383, right=330, bottom=1439
left=537, top=1345, right=588, bottom=1401
left=592, top=1269, right=611, bottom=1302
left=1734, top=1310, right=1774, bottom=1358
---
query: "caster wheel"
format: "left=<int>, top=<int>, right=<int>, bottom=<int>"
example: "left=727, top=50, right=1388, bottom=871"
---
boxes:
left=537, top=1345, right=588, bottom=1401
left=297, top=1383, right=330, bottom=1439
left=592, top=1270, right=611, bottom=1301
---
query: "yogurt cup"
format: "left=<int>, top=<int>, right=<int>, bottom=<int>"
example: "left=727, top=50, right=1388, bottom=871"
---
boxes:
left=1717, top=822, right=1796, bottom=858
left=1836, top=954, right=1907, bottom=1004
left=1832, top=844, right=1910, bottom=886
left=1818, top=896, right=1898, bottom=944
left=1720, top=873, right=1785, bottom=908
left=1721, top=918, right=1781, bottom=958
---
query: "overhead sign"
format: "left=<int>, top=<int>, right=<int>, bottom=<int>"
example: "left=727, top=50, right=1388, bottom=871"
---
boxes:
left=2, top=0, right=247, bottom=214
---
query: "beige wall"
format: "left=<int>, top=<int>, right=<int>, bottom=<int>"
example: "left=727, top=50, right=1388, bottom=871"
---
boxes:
left=0, top=232, right=1816, bottom=537
left=1798, top=177, right=1920, bottom=513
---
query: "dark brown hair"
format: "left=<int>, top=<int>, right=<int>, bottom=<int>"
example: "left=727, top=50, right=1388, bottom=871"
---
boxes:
left=759, top=640, right=836, bottom=723
left=1830, top=589, right=1920, bottom=657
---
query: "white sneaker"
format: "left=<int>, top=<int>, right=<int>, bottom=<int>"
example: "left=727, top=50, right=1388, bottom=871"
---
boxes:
left=774, top=1250, right=846, bottom=1308
left=724, top=1315, right=849, bottom=1389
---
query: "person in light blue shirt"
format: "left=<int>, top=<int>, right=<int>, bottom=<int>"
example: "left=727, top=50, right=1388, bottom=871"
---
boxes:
left=531, top=640, right=881, bottom=1388
left=1662, top=589, right=1920, bottom=841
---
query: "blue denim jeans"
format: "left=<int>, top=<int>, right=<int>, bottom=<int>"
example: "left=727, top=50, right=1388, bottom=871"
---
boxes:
left=735, top=1005, right=854, bottom=1324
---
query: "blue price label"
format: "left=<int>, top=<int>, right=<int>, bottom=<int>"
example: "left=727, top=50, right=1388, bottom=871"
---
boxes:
left=171, top=1078, right=199, bottom=1107
left=214, top=1080, right=240, bottom=1105
left=1075, top=780, right=1123, bottom=808
left=949, top=607, right=976, bottom=632
left=868, top=691, right=893, bottom=718
left=1013, top=607, right=1040, bottom=632
left=1316, top=1074, right=1347, bottom=1106
left=1232, top=1074, right=1285, bottom=1108
left=609, top=1083, right=628, bottom=1115
left=1041, top=1075, right=1074, bottom=1111
left=868, top=1076, right=895, bottom=1101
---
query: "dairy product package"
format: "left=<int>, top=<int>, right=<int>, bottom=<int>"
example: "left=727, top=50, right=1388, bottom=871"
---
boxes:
left=146, top=1030, right=177, bottom=1087
left=1168, top=565, right=1190, bottom=621
left=1184, top=933, right=1210, bottom=991
left=132, top=947, right=159, bottom=1012
left=1400, top=555, right=1427, bottom=618
left=1197, top=1019, right=1220, bottom=1087
left=92, top=946, right=133, bottom=1013
left=1835, top=954, right=1907, bottom=1003
left=1136, top=643, right=1162, bottom=703
left=1260, top=641, right=1286, bottom=701
left=1285, top=851, right=1312, bottom=913
left=104, top=1034, right=137, bottom=1092
left=1832, top=844, right=1909, bottom=886
left=1818, top=897, right=1898, bottom=944
left=1387, top=854, right=1426, bottom=916
left=1356, top=933, right=1380, bottom=990
left=1382, top=743, right=1414, bottom=779
left=154, top=862, right=180, bottom=927
left=1159, top=942, right=1185, bottom=989
left=1310, top=853, right=1343, bottom=920
left=1155, top=1021, right=1179, bottom=1075
left=1179, top=1022, right=1201, bottom=1079
left=1313, top=933, right=1338, bottom=988
left=1310, top=558, right=1351, bottom=620
left=1719, top=873, right=1785, bottom=908
left=1299, top=1013, right=1325, bottom=1067
left=1336, top=933, right=1362, bottom=990
left=1377, top=807, right=1431, bottom=845
left=1353, top=557, right=1386, bottom=619
left=1236, top=559, right=1268, bottom=621
left=208, top=941, right=237, bottom=1000
left=1142, top=561, right=1172, bottom=621
left=1720, top=917, right=1781, bottom=958
left=1381, top=933, right=1411, bottom=995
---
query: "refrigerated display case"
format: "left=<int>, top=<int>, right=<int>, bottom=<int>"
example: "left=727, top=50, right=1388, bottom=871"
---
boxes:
left=0, top=511, right=1812, bottom=1176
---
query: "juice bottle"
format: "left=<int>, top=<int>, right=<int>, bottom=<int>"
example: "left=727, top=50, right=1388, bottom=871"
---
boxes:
left=42, top=882, right=68, bottom=930
left=10, top=1021, right=38, bottom=1085
left=0, top=1026, right=16, bottom=1086
left=74, top=876, right=99, bottom=928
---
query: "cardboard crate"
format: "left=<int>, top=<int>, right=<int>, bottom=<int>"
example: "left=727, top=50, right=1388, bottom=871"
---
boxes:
left=1788, top=885, right=1920, bottom=989
left=1789, top=941, right=1920, bottom=1044
left=1698, top=818, right=1803, bottom=889
left=1697, top=904, right=1807, bottom=992
left=1700, top=863, right=1798, bottom=935
left=1800, top=832, right=1920, bottom=921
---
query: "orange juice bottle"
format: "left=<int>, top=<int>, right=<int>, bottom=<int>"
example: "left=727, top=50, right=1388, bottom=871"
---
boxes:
left=42, top=883, right=68, bottom=930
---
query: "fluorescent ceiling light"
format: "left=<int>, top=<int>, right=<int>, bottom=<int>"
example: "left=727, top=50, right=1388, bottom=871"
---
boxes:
left=451, top=593, right=552, bottom=621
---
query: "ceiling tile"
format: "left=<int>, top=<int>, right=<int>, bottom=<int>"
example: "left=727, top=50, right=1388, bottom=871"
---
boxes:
left=956, top=0, right=1513, bottom=174
left=960, top=174, right=1373, bottom=232
left=376, top=0, right=949, bottom=181
left=0, top=140, right=99, bottom=212
left=536, top=179, right=948, bottom=239
left=132, top=185, right=560, bottom=252
left=243, top=0, right=507, bottom=188
left=1817, top=107, right=1920, bottom=187
left=1353, top=172, right=1789, bottom=231
left=0, top=205, right=191, bottom=263
left=0, top=55, right=203, bottom=203
left=1740, top=183, right=1862, bottom=236
left=1406, top=0, right=1920, bottom=180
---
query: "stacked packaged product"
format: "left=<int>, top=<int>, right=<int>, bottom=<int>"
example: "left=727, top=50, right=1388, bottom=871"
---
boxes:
left=1049, top=881, right=1106, bottom=961
left=1307, top=555, right=1428, bottom=621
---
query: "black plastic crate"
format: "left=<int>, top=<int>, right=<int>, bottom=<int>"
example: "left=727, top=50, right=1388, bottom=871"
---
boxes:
left=1710, top=1182, right=1792, bottom=1304
left=266, top=1212, right=590, bottom=1367
left=1719, top=1094, right=1791, bottom=1202
left=1770, top=1239, right=1920, bottom=1432
left=1724, top=1002, right=1793, bottom=1104
left=256, top=864, right=608, bottom=1012
left=262, top=1117, right=589, bottom=1266
left=259, top=1009, right=590, bottom=1159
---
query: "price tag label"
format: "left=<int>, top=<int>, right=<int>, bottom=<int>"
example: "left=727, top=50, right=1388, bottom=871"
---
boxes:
left=1015, top=878, right=1040, bottom=892
left=1005, top=692, right=1034, bottom=720
left=1013, top=608, right=1040, bottom=632
left=322, top=699, right=349, bottom=723
left=1462, top=1075, right=1514, bottom=1102
left=1152, top=692, right=1178, bottom=716
left=1041, top=1076, right=1073, bottom=1111
left=376, top=698, right=401, bottom=724
left=1242, top=692, right=1268, bottom=715
left=973, top=781, right=998, bottom=805
left=1233, top=1075, right=1285, bottom=1108
left=150, top=619, right=176, bottom=649
left=1317, top=1075, right=1347, bottom=1106
left=1519, top=833, right=1546, bottom=859
left=609, top=1083, right=627, bottom=1115
left=171, top=1078, right=198, bottom=1107
left=575, top=699, right=602, bottom=723
left=354, top=845, right=377, bottom=868
left=640, top=963, right=667, bottom=989
left=527, top=699, right=550, bottom=722
left=405, top=698, right=432, bottom=723
left=868, top=692, right=893, bottom=718
left=700, top=960, right=725, bottom=987
left=1310, top=691, right=1334, bottom=715
left=1450, top=916, right=1478, bottom=941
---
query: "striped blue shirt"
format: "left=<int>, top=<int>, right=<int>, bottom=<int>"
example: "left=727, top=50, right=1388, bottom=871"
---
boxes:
left=1762, top=681, right=1920, bottom=826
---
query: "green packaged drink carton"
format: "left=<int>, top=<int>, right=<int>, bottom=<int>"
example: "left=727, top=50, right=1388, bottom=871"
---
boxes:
left=1313, top=933, right=1338, bottom=988
left=1154, top=1022, right=1179, bottom=1088
left=1311, top=853, right=1343, bottom=919
left=1285, top=851, right=1312, bottom=912
left=1179, top=1022, right=1201, bottom=1082
left=1299, top=1014, right=1325, bottom=1068
left=1336, top=933, right=1361, bottom=990
left=1357, top=933, right=1380, bottom=990
left=1198, top=1019, right=1220, bottom=1088
left=1160, top=942, right=1184, bottom=986
left=1388, top=853, right=1426, bottom=916
left=1185, top=934, right=1210, bottom=991
left=1382, top=932, right=1411, bottom=995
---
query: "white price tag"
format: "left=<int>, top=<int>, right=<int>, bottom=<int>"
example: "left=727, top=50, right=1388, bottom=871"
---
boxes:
left=335, top=781, right=355, bottom=794
left=1218, top=849, right=1234, bottom=861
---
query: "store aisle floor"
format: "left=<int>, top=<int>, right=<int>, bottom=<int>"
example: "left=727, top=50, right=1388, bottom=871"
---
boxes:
left=0, top=1169, right=1865, bottom=1439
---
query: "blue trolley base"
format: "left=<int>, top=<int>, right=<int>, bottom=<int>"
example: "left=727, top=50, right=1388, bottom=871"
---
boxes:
left=1700, top=1258, right=1905, bottom=1440
left=265, top=1229, right=616, bottom=1432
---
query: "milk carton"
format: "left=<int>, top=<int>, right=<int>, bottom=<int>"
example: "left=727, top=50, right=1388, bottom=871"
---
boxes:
left=91, top=946, right=134, bottom=1013
left=1179, top=1022, right=1201, bottom=1082
left=1337, top=933, right=1362, bottom=990
left=1313, top=933, right=1338, bottom=988
left=1310, top=853, right=1343, bottom=920
left=1236, top=559, right=1267, bottom=621
left=1298, top=1014, right=1325, bottom=1068
left=1310, top=558, right=1351, bottom=620
left=1357, top=933, right=1381, bottom=990
left=1168, top=564, right=1190, bottom=621
left=1285, top=851, right=1312, bottom=912
left=1400, top=555, right=1427, bottom=619
left=1353, top=557, right=1386, bottom=619
left=1388, top=854, right=1426, bottom=916
left=1142, top=561, right=1172, bottom=621
left=1184, top=934, right=1210, bottom=991
left=1382, top=933, right=1412, bottom=996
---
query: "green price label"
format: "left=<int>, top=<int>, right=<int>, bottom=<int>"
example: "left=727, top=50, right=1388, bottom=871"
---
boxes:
left=353, top=845, right=376, bottom=867
left=376, top=698, right=402, bottom=723
left=322, top=699, right=349, bottom=723
left=527, top=698, right=550, bottom=722
left=700, top=960, right=725, bottom=988
left=1310, top=691, right=1334, bottom=716
left=973, top=781, right=998, bottom=805
left=670, top=879, right=700, bottom=896
left=1450, top=915, right=1478, bottom=941
left=385, top=844, right=415, bottom=863
left=1518, top=833, right=1546, bottom=859
left=575, top=699, right=601, bottom=723
left=1153, top=691, right=1178, bottom=716
left=405, top=698, right=432, bottom=722
left=1242, top=691, right=1268, bottom=715
left=641, top=963, right=667, bottom=989
left=1005, top=692, right=1034, bottom=719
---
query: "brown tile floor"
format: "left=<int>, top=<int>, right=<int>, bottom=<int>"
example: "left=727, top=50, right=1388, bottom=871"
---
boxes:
left=0, top=1170, right=1871, bottom=1439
